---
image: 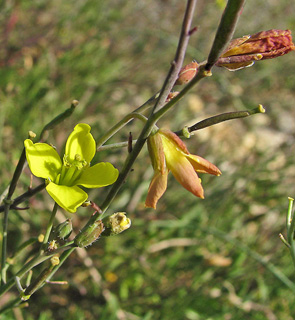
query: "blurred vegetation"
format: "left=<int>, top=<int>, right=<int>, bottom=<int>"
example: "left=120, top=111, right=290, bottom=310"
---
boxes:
left=1, top=0, right=295, bottom=319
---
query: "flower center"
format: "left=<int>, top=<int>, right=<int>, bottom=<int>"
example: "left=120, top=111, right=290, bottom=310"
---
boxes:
left=57, top=154, right=89, bottom=186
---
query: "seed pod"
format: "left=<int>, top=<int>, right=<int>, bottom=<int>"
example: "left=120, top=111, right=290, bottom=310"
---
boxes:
left=74, top=220, right=104, bottom=248
left=54, top=219, right=72, bottom=240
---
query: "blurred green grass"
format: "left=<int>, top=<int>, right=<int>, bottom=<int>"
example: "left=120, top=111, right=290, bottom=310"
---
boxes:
left=1, top=0, right=295, bottom=319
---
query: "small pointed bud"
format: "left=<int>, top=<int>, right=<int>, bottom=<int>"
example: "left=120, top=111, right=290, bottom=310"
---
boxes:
left=103, top=212, right=131, bottom=236
left=71, top=99, right=79, bottom=107
left=81, top=201, right=92, bottom=207
left=28, top=131, right=36, bottom=139
left=54, top=219, right=72, bottom=240
left=166, top=92, right=179, bottom=102
left=175, top=61, right=199, bottom=85
left=74, top=220, right=104, bottom=248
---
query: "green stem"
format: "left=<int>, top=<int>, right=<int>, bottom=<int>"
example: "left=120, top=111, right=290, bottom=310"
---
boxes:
left=206, top=0, right=246, bottom=71
left=0, top=183, right=46, bottom=213
left=152, top=0, right=197, bottom=114
left=96, top=113, right=148, bottom=149
left=97, top=140, right=138, bottom=152
left=24, top=261, right=56, bottom=296
left=79, top=0, right=197, bottom=231
left=285, top=198, right=295, bottom=270
left=1, top=205, right=9, bottom=285
left=0, top=297, right=25, bottom=315
left=11, top=237, right=39, bottom=262
left=0, top=243, right=74, bottom=297
left=0, top=253, right=50, bottom=296
left=46, top=247, right=75, bottom=282
left=174, top=105, right=265, bottom=136
left=25, top=247, right=75, bottom=298
left=39, top=100, right=78, bottom=141
left=286, top=197, right=294, bottom=237
left=1, top=148, right=27, bottom=285
left=40, top=203, right=58, bottom=252
left=153, top=65, right=213, bottom=122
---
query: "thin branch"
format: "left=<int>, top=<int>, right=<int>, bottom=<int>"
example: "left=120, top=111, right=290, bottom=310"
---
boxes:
left=79, top=1, right=198, bottom=234
left=0, top=183, right=46, bottom=213
left=152, top=0, right=197, bottom=114
left=174, top=105, right=265, bottom=136
left=206, top=0, right=246, bottom=71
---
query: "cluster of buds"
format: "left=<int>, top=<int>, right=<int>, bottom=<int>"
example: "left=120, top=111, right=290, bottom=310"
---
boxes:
left=216, top=29, right=295, bottom=71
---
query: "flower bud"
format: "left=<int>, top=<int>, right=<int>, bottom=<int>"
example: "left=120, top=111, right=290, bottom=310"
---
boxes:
left=54, top=219, right=72, bottom=240
left=50, top=256, right=60, bottom=266
left=216, top=29, right=295, bottom=71
left=175, top=61, right=198, bottom=85
left=103, top=212, right=131, bottom=236
left=74, top=220, right=104, bottom=248
left=166, top=92, right=179, bottom=102
left=47, top=240, right=58, bottom=252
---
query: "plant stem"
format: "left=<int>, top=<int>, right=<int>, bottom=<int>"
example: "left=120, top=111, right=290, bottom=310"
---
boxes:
left=78, top=0, right=197, bottom=231
left=25, top=248, right=75, bottom=298
left=152, top=0, right=197, bottom=114
left=286, top=197, right=294, bottom=237
left=174, top=105, right=265, bottom=136
left=0, top=183, right=46, bottom=213
left=1, top=148, right=27, bottom=285
left=39, top=100, right=78, bottom=141
left=0, top=297, right=25, bottom=315
left=97, top=140, right=138, bottom=152
left=46, top=247, right=75, bottom=282
left=206, top=0, right=246, bottom=71
left=96, top=113, right=148, bottom=149
left=40, top=203, right=58, bottom=252
left=0, top=244, right=73, bottom=297
left=153, top=65, right=211, bottom=122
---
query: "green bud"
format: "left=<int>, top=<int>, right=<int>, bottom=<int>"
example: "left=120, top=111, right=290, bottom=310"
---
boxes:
left=104, top=212, right=131, bottom=236
left=54, top=219, right=72, bottom=240
left=74, top=220, right=104, bottom=248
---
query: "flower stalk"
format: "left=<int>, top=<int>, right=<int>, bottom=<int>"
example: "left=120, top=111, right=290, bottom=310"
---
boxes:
left=206, top=0, right=246, bottom=71
left=40, top=203, right=58, bottom=253
left=174, top=104, right=265, bottom=136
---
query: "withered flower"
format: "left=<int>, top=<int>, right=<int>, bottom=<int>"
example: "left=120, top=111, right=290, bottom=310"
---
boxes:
left=216, top=29, right=295, bottom=71
left=145, top=129, right=221, bottom=209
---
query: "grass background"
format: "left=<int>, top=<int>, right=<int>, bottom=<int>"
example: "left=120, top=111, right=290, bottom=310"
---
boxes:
left=1, top=0, right=295, bottom=319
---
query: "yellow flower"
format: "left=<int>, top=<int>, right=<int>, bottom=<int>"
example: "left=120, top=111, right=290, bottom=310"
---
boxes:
left=24, top=123, right=119, bottom=213
left=145, top=129, right=221, bottom=209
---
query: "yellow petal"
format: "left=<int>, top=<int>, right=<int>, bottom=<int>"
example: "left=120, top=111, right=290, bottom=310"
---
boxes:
left=65, top=123, right=96, bottom=163
left=46, top=182, right=88, bottom=213
left=168, top=155, right=204, bottom=199
left=161, top=133, right=204, bottom=198
left=24, top=139, right=62, bottom=180
left=145, top=170, right=168, bottom=209
left=147, top=132, right=166, bottom=174
left=187, top=154, right=221, bottom=176
left=75, top=162, right=119, bottom=188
